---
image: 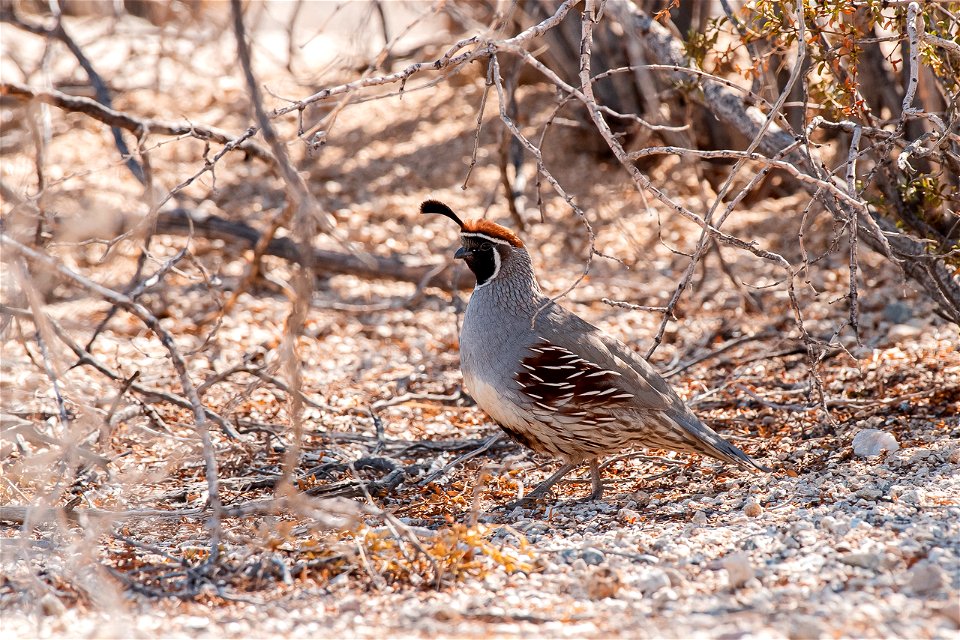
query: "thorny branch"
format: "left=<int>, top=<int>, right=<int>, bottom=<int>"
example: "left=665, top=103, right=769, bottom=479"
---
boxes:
left=0, top=6, right=145, bottom=182
left=232, top=0, right=323, bottom=499
left=0, top=82, right=275, bottom=164
left=0, top=234, right=225, bottom=559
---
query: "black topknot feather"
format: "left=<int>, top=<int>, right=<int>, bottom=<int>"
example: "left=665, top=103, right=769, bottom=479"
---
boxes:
left=420, top=200, right=465, bottom=229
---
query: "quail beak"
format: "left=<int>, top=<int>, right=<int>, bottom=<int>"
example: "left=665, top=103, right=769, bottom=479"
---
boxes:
left=454, top=246, right=469, bottom=260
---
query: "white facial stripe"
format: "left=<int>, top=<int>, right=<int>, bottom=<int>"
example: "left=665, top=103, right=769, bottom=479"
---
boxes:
left=461, top=232, right=512, bottom=246
left=473, top=242, right=501, bottom=290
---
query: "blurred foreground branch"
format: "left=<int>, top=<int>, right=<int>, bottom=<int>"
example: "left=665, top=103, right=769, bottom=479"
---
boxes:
left=1, top=82, right=275, bottom=163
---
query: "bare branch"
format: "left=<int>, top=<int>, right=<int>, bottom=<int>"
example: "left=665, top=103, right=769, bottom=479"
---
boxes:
left=0, top=233, right=224, bottom=556
left=1, top=82, right=275, bottom=163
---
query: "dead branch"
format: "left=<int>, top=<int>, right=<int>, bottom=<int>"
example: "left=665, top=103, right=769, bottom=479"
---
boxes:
left=233, top=0, right=318, bottom=496
left=0, top=504, right=203, bottom=526
left=606, top=0, right=960, bottom=326
left=1, top=82, right=275, bottom=164
left=1, top=8, right=145, bottom=182
left=0, top=234, right=224, bottom=556
left=0, top=304, right=241, bottom=438
left=155, top=208, right=470, bottom=292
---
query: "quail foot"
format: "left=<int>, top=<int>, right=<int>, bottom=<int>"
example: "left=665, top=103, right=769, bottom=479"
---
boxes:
left=422, top=200, right=768, bottom=503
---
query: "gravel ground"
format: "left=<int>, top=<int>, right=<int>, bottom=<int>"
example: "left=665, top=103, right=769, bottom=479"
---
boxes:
left=4, top=313, right=957, bottom=639
left=6, top=433, right=959, bottom=639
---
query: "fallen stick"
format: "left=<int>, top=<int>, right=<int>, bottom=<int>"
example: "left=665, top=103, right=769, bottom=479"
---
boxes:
left=156, top=208, right=472, bottom=291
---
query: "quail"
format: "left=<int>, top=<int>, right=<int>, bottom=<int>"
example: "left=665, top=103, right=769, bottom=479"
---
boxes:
left=422, top=200, right=768, bottom=502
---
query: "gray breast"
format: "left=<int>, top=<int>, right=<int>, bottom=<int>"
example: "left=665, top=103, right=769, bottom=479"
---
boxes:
left=461, top=287, right=525, bottom=385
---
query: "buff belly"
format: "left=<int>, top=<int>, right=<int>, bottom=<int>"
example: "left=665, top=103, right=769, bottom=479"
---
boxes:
left=462, top=368, right=623, bottom=462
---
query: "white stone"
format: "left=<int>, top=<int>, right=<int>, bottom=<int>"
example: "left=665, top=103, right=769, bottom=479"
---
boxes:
left=634, top=569, right=671, bottom=595
left=898, top=489, right=923, bottom=505
left=789, top=615, right=826, bottom=640
left=852, top=429, right=899, bottom=457
left=840, top=552, right=882, bottom=570
left=934, top=600, right=960, bottom=626
left=39, top=594, right=66, bottom=617
left=908, top=562, right=946, bottom=595
left=723, top=552, right=754, bottom=589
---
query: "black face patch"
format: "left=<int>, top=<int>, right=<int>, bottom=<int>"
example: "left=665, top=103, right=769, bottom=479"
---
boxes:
left=457, top=236, right=501, bottom=286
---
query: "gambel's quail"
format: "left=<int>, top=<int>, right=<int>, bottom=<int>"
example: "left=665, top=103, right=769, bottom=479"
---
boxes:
left=422, top=200, right=768, bottom=502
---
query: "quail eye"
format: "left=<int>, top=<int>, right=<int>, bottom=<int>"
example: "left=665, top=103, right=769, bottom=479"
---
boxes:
left=480, top=242, right=492, bottom=251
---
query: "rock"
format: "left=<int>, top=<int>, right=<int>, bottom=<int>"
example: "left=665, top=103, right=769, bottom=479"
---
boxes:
left=618, top=507, right=642, bottom=523
left=948, top=447, right=960, bottom=465
left=788, top=615, right=826, bottom=640
left=887, top=323, right=922, bottom=340
left=691, top=510, right=708, bottom=526
left=882, top=301, right=912, bottom=324
left=39, top=594, right=66, bottom=617
left=852, top=429, right=899, bottom=458
left=581, top=547, right=605, bottom=566
left=664, top=568, right=687, bottom=589
left=723, top=552, right=754, bottom=589
left=933, top=598, right=960, bottom=626
left=635, top=569, right=671, bottom=595
left=840, top=552, right=882, bottom=570
left=743, top=497, right=763, bottom=517
left=585, top=566, right=622, bottom=600
left=908, top=562, right=946, bottom=595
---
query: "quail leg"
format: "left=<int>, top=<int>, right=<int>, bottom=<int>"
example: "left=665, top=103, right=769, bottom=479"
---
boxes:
left=587, top=458, right=604, bottom=501
left=498, top=462, right=579, bottom=509
left=525, top=461, right=579, bottom=499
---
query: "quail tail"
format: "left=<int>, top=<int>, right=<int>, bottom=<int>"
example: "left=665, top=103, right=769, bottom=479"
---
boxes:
left=671, top=409, right=771, bottom=472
